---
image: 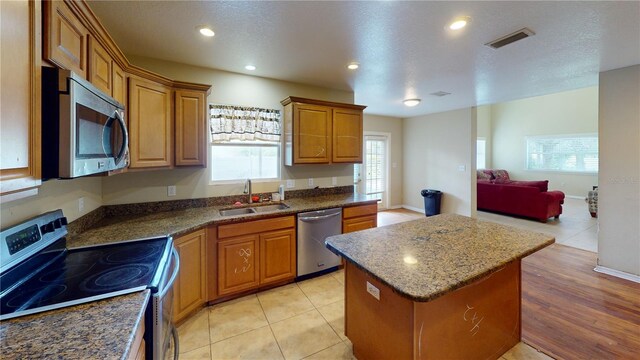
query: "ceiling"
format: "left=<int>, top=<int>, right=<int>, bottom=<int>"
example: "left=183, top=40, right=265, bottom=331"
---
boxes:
left=87, top=1, right=640, bottom=117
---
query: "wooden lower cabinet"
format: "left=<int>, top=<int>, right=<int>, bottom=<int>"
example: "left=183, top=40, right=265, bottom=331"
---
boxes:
left=260, top=228, right=296, bottom=284
left=173, top=229, right=207, bottom=323
left=217, top=216, right=296, bottom=297
left=217, top=234, right=260, bottom=296
left=342, top=203, right=378, bottom=234
left=127, top=320, right=145, bottom=360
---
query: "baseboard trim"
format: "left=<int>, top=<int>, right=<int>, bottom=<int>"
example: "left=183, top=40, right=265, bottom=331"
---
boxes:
left=389, top=205, right=403, bottom=210
left=594, top=265, right=640, bottom=283
left=402, top=205, right=424, bottom=213
left=565, top=195, right=586, bottom=200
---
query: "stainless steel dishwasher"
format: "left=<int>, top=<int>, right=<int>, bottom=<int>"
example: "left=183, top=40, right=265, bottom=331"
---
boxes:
left=297, top=208, right=342, bottom=277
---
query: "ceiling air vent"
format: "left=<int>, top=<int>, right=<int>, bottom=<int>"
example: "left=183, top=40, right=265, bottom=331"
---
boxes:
left=485, top=28, right=535, bottom=49
left=430, top=91, right=451, bottom=97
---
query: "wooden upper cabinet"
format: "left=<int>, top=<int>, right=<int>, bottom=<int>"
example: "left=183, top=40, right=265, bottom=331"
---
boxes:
left=332, top=108, right=363, bottom=163
left=111, top=61, right=126, bottom=105
left=0, top=0, right=42, bottom=201
left=175, top=89, right=207, bottom=167
left=44, top=0, right=87, bottom=77
left=173, top=229, right=207, bottom=323
left=128, top=77, right=173, bottom=168
left=281, top=97, right=366, bottom=166
left=87, top=35, right=111, bottom=95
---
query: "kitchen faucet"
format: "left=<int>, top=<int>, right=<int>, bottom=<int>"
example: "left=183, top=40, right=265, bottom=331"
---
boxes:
left=244, top=179, right=253, bottom=204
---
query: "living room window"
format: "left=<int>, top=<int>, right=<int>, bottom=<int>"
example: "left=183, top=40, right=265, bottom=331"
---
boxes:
left=477, top=138, right=487, bottom=169
left=526, top=134, right=598, bottom=173
left=209, top=105, right=281, bottom=183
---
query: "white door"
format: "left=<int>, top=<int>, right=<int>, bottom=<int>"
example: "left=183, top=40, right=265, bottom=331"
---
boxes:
left=356, top=134, right=389, bottom=210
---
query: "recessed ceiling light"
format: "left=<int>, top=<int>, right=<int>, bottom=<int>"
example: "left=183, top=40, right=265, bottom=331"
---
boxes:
left=403, top=99, right=421, bottom=107
left=347, top=62, right=359, bottom=70
left=198, top=26, right=215, bottom=37
left=448, top=16, right=471, bottom=30
left=245, top=65, right=256, bottom=71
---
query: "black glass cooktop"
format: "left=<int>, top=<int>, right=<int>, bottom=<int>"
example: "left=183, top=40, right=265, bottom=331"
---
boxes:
left=0, top=237, right=171, bottom=320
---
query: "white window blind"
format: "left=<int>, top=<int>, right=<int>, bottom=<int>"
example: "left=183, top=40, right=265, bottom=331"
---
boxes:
left=526, top=134, right=598, bottom=173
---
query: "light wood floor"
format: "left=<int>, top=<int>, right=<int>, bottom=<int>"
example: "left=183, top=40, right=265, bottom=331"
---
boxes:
left=521, top=244, right=640, bottom=359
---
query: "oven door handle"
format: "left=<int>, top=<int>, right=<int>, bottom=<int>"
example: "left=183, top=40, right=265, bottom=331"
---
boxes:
left=158, top=247, right=180, bottom=299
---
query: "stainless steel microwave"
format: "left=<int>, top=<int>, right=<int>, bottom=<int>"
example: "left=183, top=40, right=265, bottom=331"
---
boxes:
left=42, top=67, right=129, bottom=179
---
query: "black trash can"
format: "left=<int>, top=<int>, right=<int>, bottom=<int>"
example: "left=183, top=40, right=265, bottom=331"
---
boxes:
left=420, top=189, right=442, bottom=217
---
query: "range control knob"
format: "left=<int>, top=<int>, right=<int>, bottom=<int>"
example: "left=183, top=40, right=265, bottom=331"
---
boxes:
left=59, top=217, right=68, bottom=226
left=53, top=219, right=62, bottom=228
left=40, top=222, right=55, bottom=234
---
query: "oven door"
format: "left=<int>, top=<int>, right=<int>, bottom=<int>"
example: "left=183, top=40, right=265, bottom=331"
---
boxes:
left=62, top=75, right=129, bottom=178
left=150, top=247, right=180, bottom=360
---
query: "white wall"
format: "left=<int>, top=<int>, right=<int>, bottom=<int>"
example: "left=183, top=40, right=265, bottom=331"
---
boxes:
left=102, top=55, right=357, bottom=205
left=363, top=114, right=403, bottom=208
left=402, top=108, right=477, bottom=216
left=491, top=87, right=598, bottom=197
left=1, top=177, right=102, bottom=228
left=597, top=65, right=640, bottom=277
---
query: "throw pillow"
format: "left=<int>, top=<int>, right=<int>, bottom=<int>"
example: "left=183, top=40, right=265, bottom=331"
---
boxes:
left=492, top=169, right=510, bottom=181
left=477, top=170, right=492, bottom=180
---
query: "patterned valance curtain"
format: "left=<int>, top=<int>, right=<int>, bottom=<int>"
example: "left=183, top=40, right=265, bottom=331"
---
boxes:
left=209, top=104, right=281, bottom=143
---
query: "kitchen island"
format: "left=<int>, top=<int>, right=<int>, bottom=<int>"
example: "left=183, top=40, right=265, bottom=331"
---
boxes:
left=325, top=213, right=554, bottom=360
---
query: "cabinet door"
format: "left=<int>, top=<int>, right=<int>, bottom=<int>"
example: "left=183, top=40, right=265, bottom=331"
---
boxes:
left=218, top=235, right=260, bottom=296
left=293, top=104, right=332, bottom=164
left=44, top=0, right=87, bottom=78
left=173, top=229, right=207, bottom=323
left=332, top=108, right=363, bottom=163
left=260, top=228, right=296, bottom=285
left=343, top=215, right=377, bottom=234
left=87, top=35, right=112, bottom=95
left=0, top=0, right=41, bottom=200
left=128, top=77, right=173, bottom=168
left=175, top=90, right=207, bottom=167
left=111, top=61, right=126, bottom=105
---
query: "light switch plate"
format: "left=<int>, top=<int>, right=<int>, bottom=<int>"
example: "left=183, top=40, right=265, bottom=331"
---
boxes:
left=308, top=178, right=314, bottom=187
left=332, top=177, right=337, bottom=186
left=366, top=281, right=380, bottom=300
left=457, top=165, right=466, bottom=172
left=167, top=185, right=177, bottom=197
left=286, top=179, right=295, bottom=188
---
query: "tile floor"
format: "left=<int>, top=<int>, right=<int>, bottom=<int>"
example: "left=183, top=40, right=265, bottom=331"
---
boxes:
left=176, top=199, right=594, bottom=359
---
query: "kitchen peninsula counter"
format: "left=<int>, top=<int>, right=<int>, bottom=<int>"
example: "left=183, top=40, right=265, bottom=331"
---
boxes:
left=68, top=193, right=378, bottom=248
left=0, top=290, right=149, bottom=360
left=325, top=213, right=554, bottom=360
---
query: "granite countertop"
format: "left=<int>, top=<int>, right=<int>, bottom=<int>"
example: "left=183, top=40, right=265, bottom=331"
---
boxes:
left=325, top=213, right=554, bottom=302
left=0, top=290, right=149, bottom=360
left=69, top=193, right=378, bottom=248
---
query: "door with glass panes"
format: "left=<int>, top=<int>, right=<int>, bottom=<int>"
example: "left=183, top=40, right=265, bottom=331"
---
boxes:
left=354, top=134, right=388, bottom=210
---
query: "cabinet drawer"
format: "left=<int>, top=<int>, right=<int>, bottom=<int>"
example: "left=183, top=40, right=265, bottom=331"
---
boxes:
left=343, top=204, right=378, bottom=219
left=342, top=215, right=377, bottom=234
left=218, top=216, right=295, bottom=239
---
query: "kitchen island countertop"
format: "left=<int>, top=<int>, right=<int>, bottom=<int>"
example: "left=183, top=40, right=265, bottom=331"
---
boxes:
left=325, top=213, right=555, bottom=302
left=0, top=290, right=149, bottom=360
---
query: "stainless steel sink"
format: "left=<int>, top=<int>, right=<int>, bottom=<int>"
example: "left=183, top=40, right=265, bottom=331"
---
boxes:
left=253, top=203, right=290, bottom=213
left=219, top=207, right=257, bottom=216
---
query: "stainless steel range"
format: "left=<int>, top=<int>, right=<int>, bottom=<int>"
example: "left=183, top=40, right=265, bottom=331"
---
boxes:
left=0, top=210, right=179, bottom=359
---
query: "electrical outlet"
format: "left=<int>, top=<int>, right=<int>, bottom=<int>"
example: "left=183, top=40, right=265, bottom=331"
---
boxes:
left=286, top=179, right=295, bottom=188
left=332, top=177, right=337, bottom=186
left=308, top=178, right=314, bottom=187
left=457, top=165, right=466, bottom=172
left=78, top=197, right=85, bottom=213
left=366, top=281, right=380, bottom=300
left=167, top=185, right=177, bottom=197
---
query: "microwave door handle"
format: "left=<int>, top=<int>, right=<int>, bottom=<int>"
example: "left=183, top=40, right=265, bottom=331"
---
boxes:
left=158, top=247, right=180, bottom=299
left=114, top=110, right=129, bottom=165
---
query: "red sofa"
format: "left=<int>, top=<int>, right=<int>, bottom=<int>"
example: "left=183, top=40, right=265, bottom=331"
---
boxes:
left=477, top=170, right=565, bottom=222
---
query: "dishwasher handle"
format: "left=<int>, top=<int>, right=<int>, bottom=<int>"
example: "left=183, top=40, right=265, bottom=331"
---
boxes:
left=298, top=212, right=342, bottom=222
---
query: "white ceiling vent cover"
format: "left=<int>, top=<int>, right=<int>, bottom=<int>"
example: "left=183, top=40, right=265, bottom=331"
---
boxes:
left=486, top=28, right=535, bottom=49
left=430, top=91, right=451, bottom=97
